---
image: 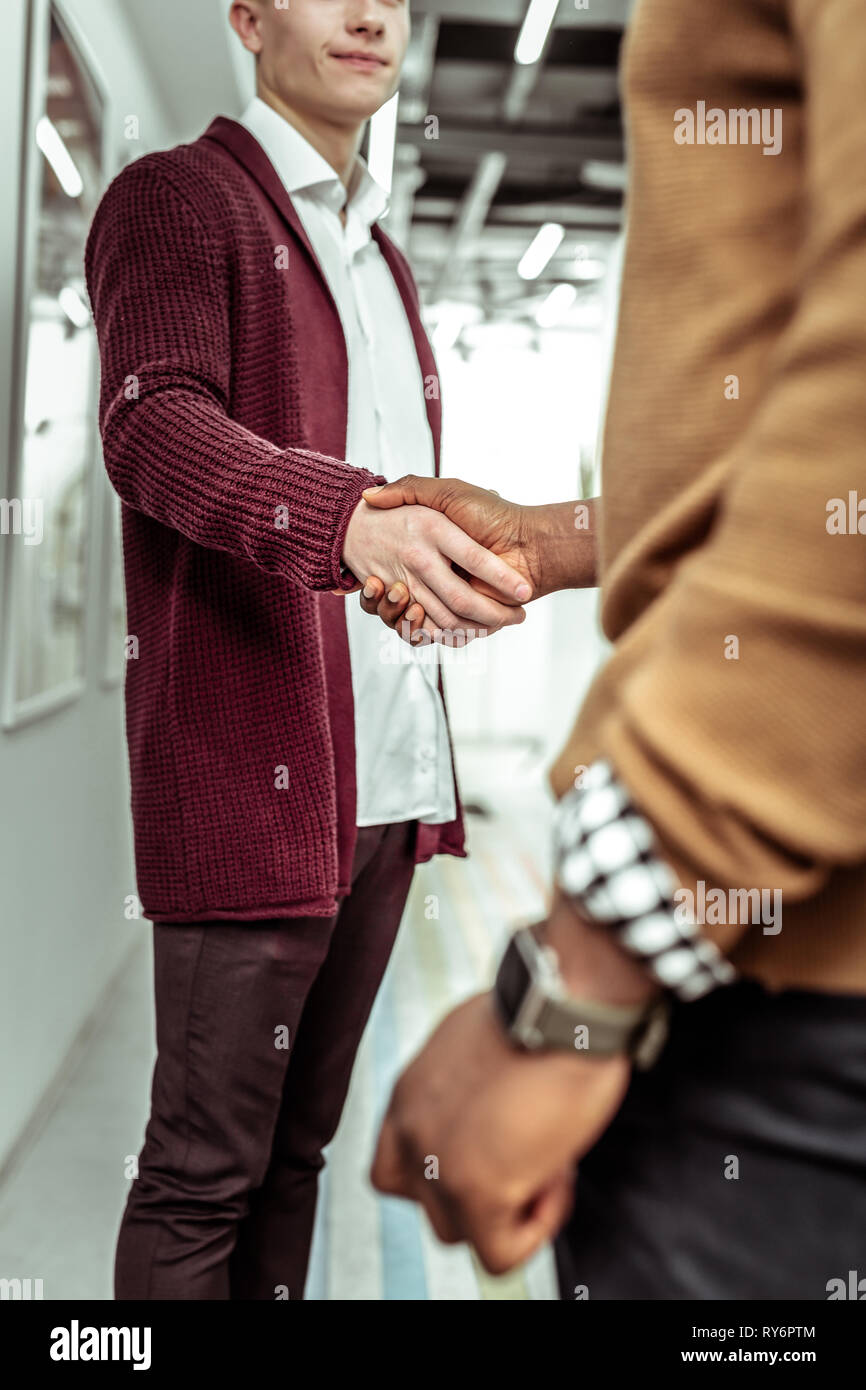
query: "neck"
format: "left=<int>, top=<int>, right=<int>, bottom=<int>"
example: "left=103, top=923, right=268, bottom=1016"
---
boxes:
left=255, top=85, right=363, bottom=188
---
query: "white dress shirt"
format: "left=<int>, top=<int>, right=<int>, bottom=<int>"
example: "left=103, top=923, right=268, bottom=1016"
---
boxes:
left=238, top=98, right=456, bottom=828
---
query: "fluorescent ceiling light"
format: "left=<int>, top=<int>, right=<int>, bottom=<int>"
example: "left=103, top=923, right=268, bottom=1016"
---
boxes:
left=581, top=159, right=628, bottom=192
left=367, top=91, right=399, bottom=195
left=36, top=115, right=83, bottom=198
left=58, top=285, right=90, bottom=328
left=535, top=283, right=577, bottom=328
left=515, top=0, right=560, bottom=67
left=518, top=222, right=565, bottom=281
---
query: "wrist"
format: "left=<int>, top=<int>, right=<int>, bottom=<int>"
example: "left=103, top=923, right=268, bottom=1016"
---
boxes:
left=540, top=895, right=662, bottom=1008
left=341, top=497, right=371, bottom=580
left=483, top=991, right=627, bottom=1083
left=493, top=920, right=670, bottom=1069
left=521, top=499, right=598, bottom=593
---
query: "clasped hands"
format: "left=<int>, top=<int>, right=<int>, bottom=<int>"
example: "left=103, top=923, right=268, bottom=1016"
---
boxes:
left=340, top=475, right=593, bottom=641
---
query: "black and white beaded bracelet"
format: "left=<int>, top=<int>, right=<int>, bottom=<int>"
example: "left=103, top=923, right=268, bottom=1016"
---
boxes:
left=553, top=759, right=737, bottom=1002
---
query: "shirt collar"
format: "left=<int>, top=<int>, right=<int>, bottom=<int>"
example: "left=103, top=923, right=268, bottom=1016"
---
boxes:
left=237, top=96, right=389, bottom=230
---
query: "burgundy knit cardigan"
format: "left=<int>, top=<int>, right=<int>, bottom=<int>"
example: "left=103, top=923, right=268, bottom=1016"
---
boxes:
left=84, top=116, right=466, bottom=923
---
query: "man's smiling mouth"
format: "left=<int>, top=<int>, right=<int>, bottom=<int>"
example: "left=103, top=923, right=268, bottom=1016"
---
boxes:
left=330, top=51, right=390, bottom=72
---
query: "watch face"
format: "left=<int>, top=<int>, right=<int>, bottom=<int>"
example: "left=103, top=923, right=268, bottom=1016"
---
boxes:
left=496, top=938, right=532, bottom=1026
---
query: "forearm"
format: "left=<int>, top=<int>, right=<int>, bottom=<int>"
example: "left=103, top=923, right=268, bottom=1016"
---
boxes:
left=521, top=497, right=599, bottom=593
left=87, top=162, right=381, bottom=593
left=102, top=389, right=380, bottom=591
left=540, top=890, right=660, bottom=1007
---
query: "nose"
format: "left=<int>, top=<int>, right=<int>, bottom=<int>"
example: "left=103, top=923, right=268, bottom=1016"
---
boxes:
left=346, top=5, right=386, bottom=40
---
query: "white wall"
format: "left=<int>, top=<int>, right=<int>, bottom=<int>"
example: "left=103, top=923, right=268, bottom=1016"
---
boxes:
left=436, top=325, right=615, bottom=804
left=0, top=0, right=241, bottom=1173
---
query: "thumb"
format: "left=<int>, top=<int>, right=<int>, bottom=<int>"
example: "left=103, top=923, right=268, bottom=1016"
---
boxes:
left=366, top=486, right=405, bottom=514
left=362, top=482, right=411, bottom=509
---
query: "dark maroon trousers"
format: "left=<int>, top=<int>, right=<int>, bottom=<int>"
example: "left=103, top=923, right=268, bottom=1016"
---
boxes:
left=115, top=820, right=417, bottom=1300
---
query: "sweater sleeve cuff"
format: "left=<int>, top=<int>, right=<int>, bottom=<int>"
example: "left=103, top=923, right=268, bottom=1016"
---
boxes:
left=283, top=451, right=386, bottom=591
left=330, top=469, right=387, bottom=590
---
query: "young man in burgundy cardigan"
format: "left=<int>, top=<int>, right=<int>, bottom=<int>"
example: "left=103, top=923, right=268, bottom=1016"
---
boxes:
left=84, top=0, right=533, bottom=1300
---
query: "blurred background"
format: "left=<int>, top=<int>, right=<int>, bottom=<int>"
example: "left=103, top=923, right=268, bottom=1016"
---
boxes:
left=0, top=0, right=632, bottom=1300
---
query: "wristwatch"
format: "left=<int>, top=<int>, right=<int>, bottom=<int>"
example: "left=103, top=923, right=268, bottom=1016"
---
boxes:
left=493, top=923, right=671, bottom=1070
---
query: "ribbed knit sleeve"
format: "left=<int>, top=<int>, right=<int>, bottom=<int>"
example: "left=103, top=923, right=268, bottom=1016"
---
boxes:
left=84, top=157, right=380, bottom=591
left=554, top=0, right=866, bottom=944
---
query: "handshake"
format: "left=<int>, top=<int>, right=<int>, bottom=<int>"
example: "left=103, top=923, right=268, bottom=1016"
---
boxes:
left=341, top=475, right=597, bottom=643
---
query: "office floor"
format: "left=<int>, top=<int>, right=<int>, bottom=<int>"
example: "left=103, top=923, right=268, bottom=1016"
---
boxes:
left=0, top=793, right=558, bottom=1301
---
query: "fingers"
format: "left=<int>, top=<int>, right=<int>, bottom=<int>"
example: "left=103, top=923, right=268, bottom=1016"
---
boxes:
left=373, top=1110, right=574, bottom=1276
left=370, top=1110, right=409, bottom=1198
left=355, top=574, right=491, bottom=648
left=439, top=523, right=532, bottom=605
left=360, top=577, right=426, bottom=641
left=364, top=487, right=534, bottom=605
left=412, top=556, right=528, bottom=634
left=404, top=574, right=484, bottom=635
left=371, top=1115, right=464, bottom=1244
left=354, top=566, right=526, bottom=646
left=463, top=1168, right=575, bottom=1277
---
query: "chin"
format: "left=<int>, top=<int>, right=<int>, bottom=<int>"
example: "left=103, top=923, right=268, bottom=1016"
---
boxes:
left=330, top=92, right=394, bottom=125
left=323, top=70, right=396, bottom=112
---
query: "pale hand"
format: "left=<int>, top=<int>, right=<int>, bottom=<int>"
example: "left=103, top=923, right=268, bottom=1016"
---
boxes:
left=342, top=498, right=532, bottom=639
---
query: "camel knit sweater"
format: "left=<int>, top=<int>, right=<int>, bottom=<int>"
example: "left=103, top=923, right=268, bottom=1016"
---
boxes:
left=550, top=0, right=866, bottom=993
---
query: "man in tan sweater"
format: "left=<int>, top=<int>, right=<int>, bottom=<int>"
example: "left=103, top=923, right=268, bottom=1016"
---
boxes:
left=361, top=0, right=866, bottom=1299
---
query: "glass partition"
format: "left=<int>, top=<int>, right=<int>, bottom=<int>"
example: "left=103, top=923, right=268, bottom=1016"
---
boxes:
left=3, top=3, right=104, bottom=725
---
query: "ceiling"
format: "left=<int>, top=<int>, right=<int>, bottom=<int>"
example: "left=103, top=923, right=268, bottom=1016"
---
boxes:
left=111, top=0, right=635, bottom=338
left=386, top=0, right=634, bottom=336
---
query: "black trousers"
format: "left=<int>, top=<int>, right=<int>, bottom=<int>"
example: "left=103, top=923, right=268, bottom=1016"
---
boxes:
left=115, top=820, right=417, bottom=1300
left=555, top=979, right=866, bottom=1300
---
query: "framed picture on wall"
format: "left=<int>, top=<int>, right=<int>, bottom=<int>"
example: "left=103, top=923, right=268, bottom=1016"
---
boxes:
left=1, top=0, right=107, bottom=729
